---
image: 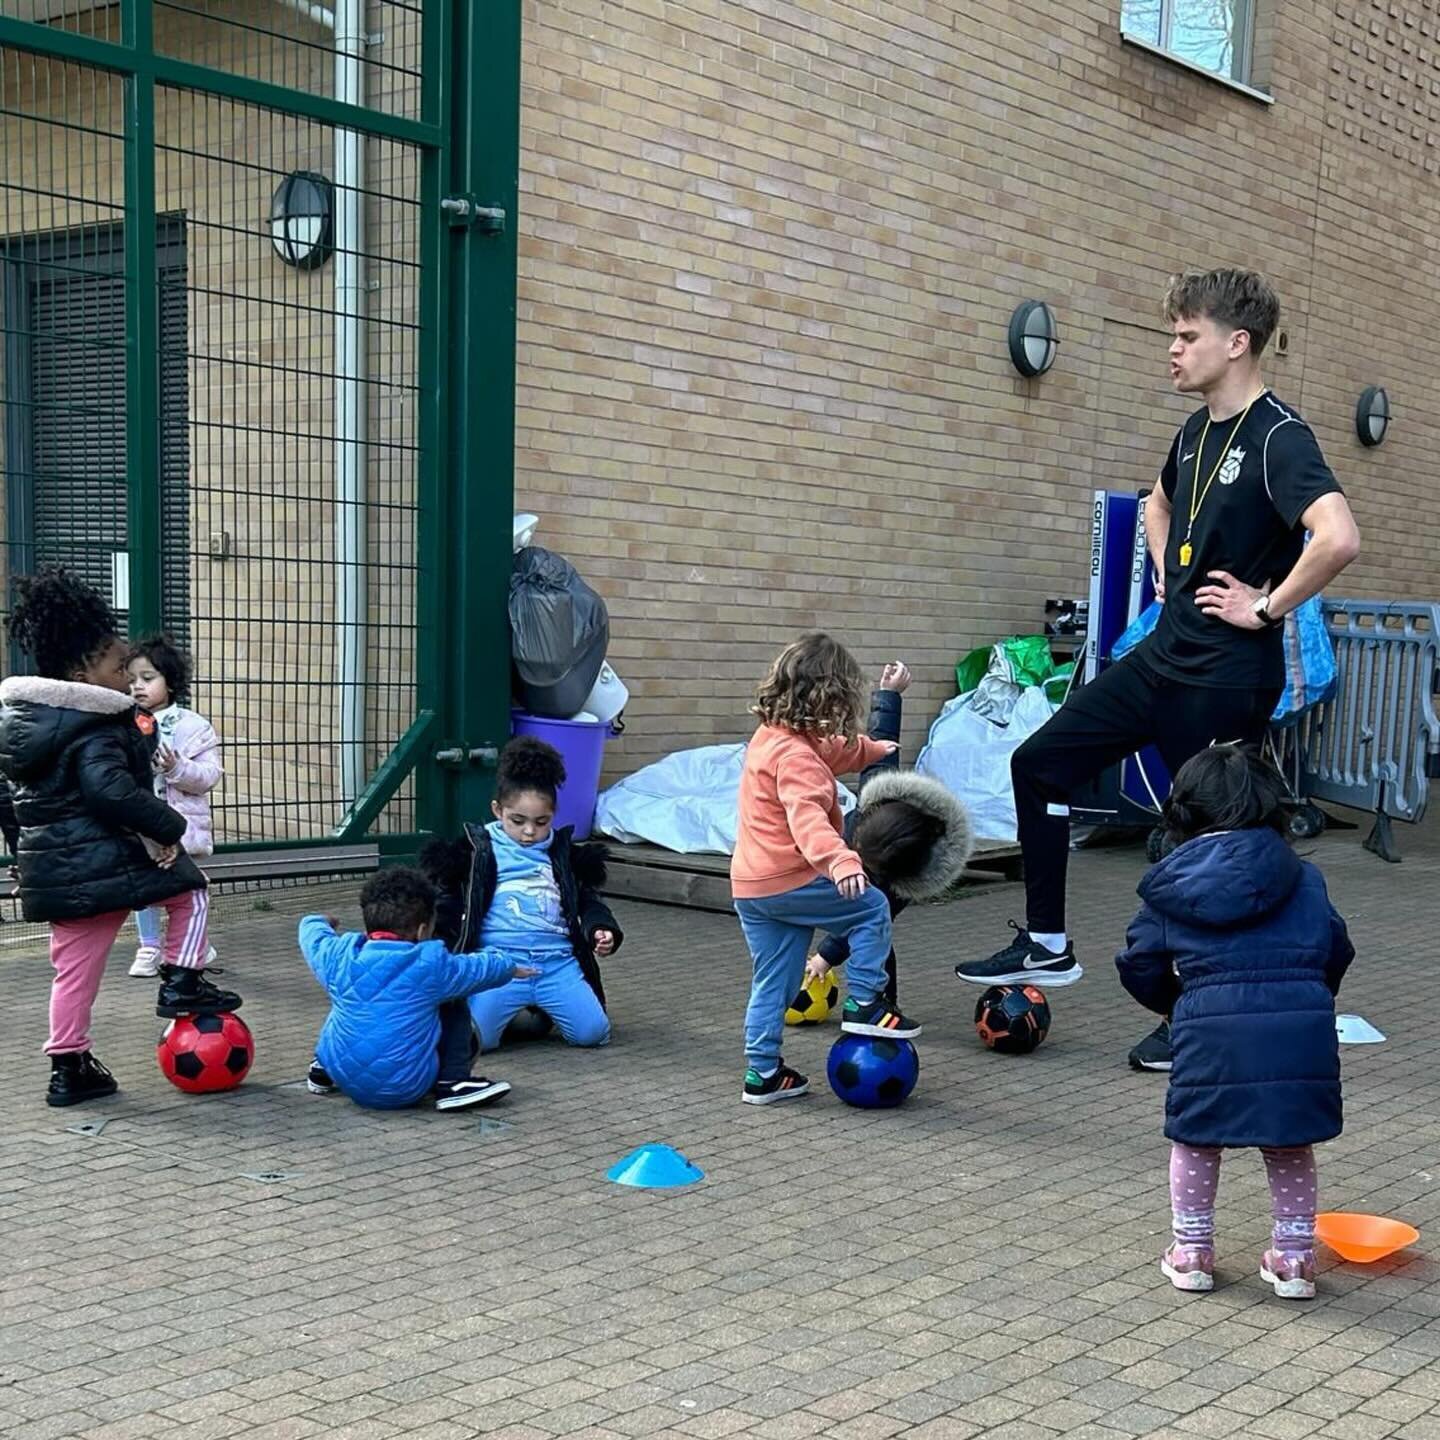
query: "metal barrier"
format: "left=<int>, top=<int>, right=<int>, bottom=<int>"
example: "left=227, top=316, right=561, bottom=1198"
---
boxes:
left=1287, top=599, right=1440, bottom=862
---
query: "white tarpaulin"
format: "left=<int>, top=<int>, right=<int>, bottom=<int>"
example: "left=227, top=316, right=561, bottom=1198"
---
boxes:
left=915, top=686, right=1056, bottom=842
left=595, top=742, right=855, bottom=855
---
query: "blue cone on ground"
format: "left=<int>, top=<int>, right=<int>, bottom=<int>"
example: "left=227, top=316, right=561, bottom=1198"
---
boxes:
left=606, top=1143, right=704, bottom=1188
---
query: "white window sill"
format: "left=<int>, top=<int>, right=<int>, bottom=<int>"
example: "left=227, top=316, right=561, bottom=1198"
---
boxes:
left=1120, top=30, right=1274, bottom=106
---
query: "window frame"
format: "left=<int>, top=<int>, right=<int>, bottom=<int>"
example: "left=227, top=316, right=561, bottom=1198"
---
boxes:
left=1120, top=0, right=1271, bottom=103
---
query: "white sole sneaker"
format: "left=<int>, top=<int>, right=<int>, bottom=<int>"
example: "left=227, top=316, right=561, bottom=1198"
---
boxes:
left=129, top=949, right=162, bottom=978
left=741, top=1081, right=809, bottom=1104
left=954, top=963, right=1084, bottom=988
left=840, top=1020, right=922, bottom=1040
left=434, top=1079, right=511, bottom=1111
left=1161, top=1256, right=1214, bottom=1291
left=1260, top=1262, right=1316, bottom=1300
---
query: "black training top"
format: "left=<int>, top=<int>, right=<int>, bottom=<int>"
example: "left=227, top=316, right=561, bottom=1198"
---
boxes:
left=1143, top=390, right=1342, bottom=690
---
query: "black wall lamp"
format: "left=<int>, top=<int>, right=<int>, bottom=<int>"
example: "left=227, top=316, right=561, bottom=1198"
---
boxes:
left=1355, top=386, right=1390, bottom=448
left=1008, top=300, right=1059, bottom=378
left=270, top=171, right=336, bottom=270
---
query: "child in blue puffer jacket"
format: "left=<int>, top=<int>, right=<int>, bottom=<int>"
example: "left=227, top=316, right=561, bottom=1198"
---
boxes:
left=1116, top=744, right=1354, bottom=1301
left=300, top=867, right=536, bottom=1111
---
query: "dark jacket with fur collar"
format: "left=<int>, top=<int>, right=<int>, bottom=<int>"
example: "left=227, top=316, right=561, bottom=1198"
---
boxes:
left=420, top=824, right=622, bottom=1006
left=0, top=676, right=207, bottom=922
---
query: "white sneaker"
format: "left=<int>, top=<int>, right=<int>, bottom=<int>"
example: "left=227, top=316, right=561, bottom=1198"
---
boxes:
left=129, top=946, right=162, bottom=978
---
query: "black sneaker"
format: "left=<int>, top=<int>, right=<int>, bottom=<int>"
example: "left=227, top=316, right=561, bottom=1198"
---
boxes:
left=840, top=995, right=922, bottom=1040
left=156, top=966, right=243, bottom=1018
left=1129, top=1020, right=1173, bottom=1072
left=433, top=1076, right=511, bottom=1111
left=306, top=1061, right=336, bottom=1095
left=47, top=1051, right=119, bottom=1108
left=953, top=922, right=1084, bottom=988
left=742, top=1063, right=809, bottom=1105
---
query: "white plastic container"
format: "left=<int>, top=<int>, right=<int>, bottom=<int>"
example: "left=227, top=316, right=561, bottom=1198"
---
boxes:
left=513, top=513, right=539, bottom=551
left=575, top=662, right=628, bottom=725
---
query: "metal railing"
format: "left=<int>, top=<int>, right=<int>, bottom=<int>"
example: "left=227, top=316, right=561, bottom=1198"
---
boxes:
left=1285, top=599, right=1440, bottom=861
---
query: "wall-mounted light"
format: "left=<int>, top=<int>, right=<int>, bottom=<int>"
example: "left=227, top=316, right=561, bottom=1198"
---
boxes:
left=1008, top=300, right=1059, bottom=378
left=269, top=171, right=335, bottom=270
left=1355, top=386, right=1390, bottom=448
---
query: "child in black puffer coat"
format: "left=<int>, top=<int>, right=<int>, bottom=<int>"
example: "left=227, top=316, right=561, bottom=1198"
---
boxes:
left=420, top=737, right=623, bottom=1052
left=0, top=570, right=240, bottom=1108
left=1117, top=744, right=1354, bottom=1301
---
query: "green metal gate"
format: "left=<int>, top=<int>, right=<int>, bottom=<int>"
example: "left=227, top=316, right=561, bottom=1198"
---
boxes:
left=0, top=0, right=518, bottom=865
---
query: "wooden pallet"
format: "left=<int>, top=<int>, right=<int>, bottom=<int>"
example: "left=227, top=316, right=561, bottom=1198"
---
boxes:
left=600, top=838, right=1022, bottom=913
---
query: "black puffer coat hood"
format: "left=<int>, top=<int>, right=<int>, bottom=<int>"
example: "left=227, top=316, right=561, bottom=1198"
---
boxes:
left=854, top=770, right=974, bottom=901
left=0, top=676, right=207, bottom=923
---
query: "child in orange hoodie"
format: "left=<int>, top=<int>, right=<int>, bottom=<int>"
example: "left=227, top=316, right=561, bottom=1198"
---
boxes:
left=732, top=633, right=919, bottom=1104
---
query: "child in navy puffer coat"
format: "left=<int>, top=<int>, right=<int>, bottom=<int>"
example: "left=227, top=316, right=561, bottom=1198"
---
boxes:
left=1116, top=744, right=1354, bottom=1301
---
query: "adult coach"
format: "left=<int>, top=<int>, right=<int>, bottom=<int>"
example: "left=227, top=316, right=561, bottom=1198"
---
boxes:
left=955, top=268, right=1361, bottom=1071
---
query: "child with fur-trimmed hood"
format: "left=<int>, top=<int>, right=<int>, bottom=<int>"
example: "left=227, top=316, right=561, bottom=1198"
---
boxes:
left=419, top=737, right=623, bottom=1052
left=803, top=664, right=973, bottom=1004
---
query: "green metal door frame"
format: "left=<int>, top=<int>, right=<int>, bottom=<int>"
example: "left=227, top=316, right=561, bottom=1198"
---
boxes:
left=0, top=0, right=522, bottom=855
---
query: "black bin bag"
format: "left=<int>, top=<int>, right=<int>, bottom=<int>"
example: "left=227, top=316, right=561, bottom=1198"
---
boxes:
left=509, top=545, right=610, bottom=718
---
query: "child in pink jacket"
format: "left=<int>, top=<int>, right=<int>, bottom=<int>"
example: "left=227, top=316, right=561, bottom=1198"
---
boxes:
left=126, top=635, right=223, bottom=977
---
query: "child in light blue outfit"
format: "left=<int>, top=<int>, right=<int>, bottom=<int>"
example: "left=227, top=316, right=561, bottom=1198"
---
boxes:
left=421, top=737, right=624, bottom=1053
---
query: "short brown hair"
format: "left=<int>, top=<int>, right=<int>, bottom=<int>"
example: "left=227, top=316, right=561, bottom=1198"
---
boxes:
left=751, top=632, right=866, bottom=738
left=1164, top=268, right=1280, bottom=356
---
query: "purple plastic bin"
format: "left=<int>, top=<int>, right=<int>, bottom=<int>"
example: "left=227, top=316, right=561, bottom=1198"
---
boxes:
left=509, top=711, right=614, bottom=840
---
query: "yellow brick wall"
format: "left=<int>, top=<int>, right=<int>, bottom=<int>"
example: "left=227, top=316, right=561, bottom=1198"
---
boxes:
left=514, top=0, right=1440, bottom=780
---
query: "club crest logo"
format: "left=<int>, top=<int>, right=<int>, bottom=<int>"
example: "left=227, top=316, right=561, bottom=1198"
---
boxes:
left=1218, top=446, right=1246, bottom=486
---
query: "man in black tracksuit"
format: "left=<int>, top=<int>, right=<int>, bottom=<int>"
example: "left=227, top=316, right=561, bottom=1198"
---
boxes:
left=954, top=268, right=1360, bottom=1071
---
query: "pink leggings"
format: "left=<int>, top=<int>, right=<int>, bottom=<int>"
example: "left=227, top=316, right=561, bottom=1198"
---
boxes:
left=47, top=889, right=210, bottom=1055
left=1170, top=1142, right=1318, bottom=1255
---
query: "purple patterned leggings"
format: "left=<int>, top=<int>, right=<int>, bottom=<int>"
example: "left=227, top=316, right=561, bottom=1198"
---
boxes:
left=1170, top=1143, right=1317, bottom=1254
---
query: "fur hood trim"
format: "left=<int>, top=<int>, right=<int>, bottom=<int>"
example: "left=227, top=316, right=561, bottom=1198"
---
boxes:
left=858, top=770, right=974, bottom=901
left=0, top=676, right=134, bottom=715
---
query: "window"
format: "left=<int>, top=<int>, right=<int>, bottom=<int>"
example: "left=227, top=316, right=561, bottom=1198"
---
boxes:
left=3, top=216, right=191, bottom=657
left=1121, top=0, right=1255, bottom=87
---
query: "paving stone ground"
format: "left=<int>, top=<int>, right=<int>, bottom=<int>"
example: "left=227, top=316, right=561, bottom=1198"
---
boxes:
left=2, top=819, right=1439, bottom=1440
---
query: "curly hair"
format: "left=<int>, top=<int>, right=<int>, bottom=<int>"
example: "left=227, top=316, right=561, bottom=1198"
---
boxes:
left=7, top=568, right=121, bottom=679
left=359, top=865, right=436, bottom=936
left=751, top=632, right=866, bottom=737
left=128, top=632, right=192, bottom=705
left=496, top=735, right=566, bottom=805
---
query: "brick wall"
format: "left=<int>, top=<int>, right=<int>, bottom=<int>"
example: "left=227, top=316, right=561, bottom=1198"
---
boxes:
left=514, top=0, right=1440, bottom=779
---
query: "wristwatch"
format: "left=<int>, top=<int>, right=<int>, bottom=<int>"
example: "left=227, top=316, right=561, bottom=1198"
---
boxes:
left=1252, top=595, right=1283, bottom=629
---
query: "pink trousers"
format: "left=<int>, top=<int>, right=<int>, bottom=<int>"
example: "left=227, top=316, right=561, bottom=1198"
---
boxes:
left=47, top=888, right=210, bottom=1055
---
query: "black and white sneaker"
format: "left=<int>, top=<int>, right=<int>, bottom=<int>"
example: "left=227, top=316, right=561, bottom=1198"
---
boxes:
left=742, top=1063, right=809, bottom=1105
left=434, top=1076, right=512, bottom=1111
left=840, top=995, right=922, bottom=1040
left=1128, top=1020, right=1173, bottom=1072
left=953, top=922, right=1084, bottom=988
left=306, top=1060, right=336, bottom=1095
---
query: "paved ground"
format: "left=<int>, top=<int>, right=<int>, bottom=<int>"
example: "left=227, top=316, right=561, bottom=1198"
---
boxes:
left=2, top=819, right=1439, bottom=1440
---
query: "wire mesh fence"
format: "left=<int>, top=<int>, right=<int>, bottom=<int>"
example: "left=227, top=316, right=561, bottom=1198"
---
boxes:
left=0, top=1, right=426, bottom=850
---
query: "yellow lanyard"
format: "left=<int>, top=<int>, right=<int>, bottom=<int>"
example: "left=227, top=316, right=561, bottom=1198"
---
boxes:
left=1179, top=396, right=1258, bottom=568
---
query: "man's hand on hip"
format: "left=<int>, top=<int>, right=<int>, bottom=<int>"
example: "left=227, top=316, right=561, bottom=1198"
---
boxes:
left=1194, top=570, right=1267, bottom=630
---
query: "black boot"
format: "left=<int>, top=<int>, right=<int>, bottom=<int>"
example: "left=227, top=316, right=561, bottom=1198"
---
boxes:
left=47, top=1051, right=119, bottom=1108
left=156, top=965, right=243, bottom=1018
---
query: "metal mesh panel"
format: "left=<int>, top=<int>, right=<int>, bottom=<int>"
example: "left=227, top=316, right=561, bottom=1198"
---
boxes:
left=157, top=88, right=421, bottom=842
left=151, top=0, right=423, bottom=122
left=0, top=1, right=121, bottom=41
left=0, top=52, right=127, bottom=635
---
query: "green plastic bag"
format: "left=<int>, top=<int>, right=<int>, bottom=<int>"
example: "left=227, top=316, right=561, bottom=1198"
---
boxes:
left=955, top=635, right=1055, bottom=695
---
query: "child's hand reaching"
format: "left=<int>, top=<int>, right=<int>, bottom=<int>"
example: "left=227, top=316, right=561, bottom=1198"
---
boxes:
left=879, top=661, right=911, bottom=693
left=155, top=844, right=180, bottom=870
left=512, top=963, right=542, bottom=979
left=155, top=744, right=178, bottom=774
left=837, top=872, right=868, bottom=900
left=592, top=928, right=616, bottom=957
left=805, top=953, right=832, bottom=982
